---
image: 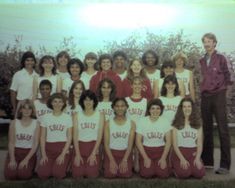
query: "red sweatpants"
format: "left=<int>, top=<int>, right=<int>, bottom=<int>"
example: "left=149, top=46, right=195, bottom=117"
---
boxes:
left=139, top=146, right=170, bottom=178
left=4, top=148, right=36, bottom=180
left=72, top=141, right=100, bottom=178
left=104, top=149, right=132, bottom=178
left=171, top=147, right=205, bottom=179
left=37, top=142, right=71, bottom=180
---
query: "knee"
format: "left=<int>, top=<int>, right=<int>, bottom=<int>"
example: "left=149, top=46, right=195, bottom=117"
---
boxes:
left=174, top=168, right=191, bottom=179
left=18, top=169, right=33, bottom=180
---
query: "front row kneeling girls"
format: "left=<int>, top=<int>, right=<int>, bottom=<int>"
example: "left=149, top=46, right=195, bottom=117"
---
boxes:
left=5, top=93, right=205, bottom=180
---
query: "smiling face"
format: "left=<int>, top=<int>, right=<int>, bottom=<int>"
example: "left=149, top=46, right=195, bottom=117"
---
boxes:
left=113, top=99, right=128, bottom=116
left=175, top=58, right=184, bottom=68
left=131, top=79, right=142, bottom=94
left=163, top=66, right=174, bottom=77
left=165, top=81, right=176, bottom=94
left=58, top=55, right=69, bottom=67
left=85, top=57, right=96, bottom=68
left=40, top=85, right=51, bottom=99
left=182, top=101, right=192, bottom=118
left=100, top=59, right=112, bottom=71
left=130, top=60, right=142, bottom=75
left=101, top=81, right=112, bottom=99
left=203, top=37, right=216, bottom=53
left=42, top=58, right=54, bottom=72
left=24, top=57, right=35, bottom=70
left=70, top=63, right=81, bottom=76
left=73, top=83, right=84, bottom=98
left=145, top=53, right=156, bottom=66
left=149, top=105, right=162, bottom=118
left=51, top=98, right=64, bottom=112
left=114, top=55, right=126, bottom=68
left=21, top=104, right=33, bottom=117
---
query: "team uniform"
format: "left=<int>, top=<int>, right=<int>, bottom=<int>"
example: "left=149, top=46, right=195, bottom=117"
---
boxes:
left=37, top=75, right=60, bottom=97
left=126, top=97, right=147, bottom=123
left=175, top=69, right=191, bottom=96
left=122, top=78, right=153, bottom=101
left=104, top=118, right=133, bottom=178
left=64, top=104, right=82, bottom=116
left=136, top=116, right=172, bottom=178
left=172, top=126, right=205, bottom=178
left=159, top=96, right=182, bottom=123
left=10, top=68, right=38, bottom=100
left=34, top=99, right=52, bottom=121
left=37, top=113, right=72, bottom=179
left=80, top=71, right=97, bottom=90
left=97, top=101, right=114, bottom=121
left=72, top=110, right=102, bottom=178
left=146, top=70, right=160, bottom=89
left=4, top=119, right=38, bottom=180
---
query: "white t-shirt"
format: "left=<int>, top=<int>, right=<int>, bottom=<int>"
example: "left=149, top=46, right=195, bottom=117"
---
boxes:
left=80, top=71, right=97, bottom=89
left=15, top=119, right=38, bottom=148
left=10, top=68, right=38, bottom=100
left=175, top=69, right=191, bottom=95
left=40, top=113, right=72, bottom=142
left=62, top=77, right=74, bottom=95
left=146, top=69, right=160, bottom=89
left=109, top=118, right=132, bottom=150
left=159, top=96, right=182, bottom=123
left=65, top=104, right=82, bottom=116
left=136, top=116, right=172, bottom=147
left=97, top=101, right=114, bottom=121
left=126, top=97, right=147, bottom=123
left=177, top=126, right=198, bottom=148
left=77, top=110, right=101, bottom=142
left=57, top=71, right=70, bottom=81
left=34, top=99, right=52, bottom=121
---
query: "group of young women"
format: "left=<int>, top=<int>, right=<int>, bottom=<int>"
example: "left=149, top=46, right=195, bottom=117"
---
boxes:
left=4, top=50, right=205, bottom=180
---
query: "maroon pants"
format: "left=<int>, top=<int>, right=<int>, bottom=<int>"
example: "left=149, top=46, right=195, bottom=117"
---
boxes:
left=37, top=142, right=71, bottom=180
left=172, top=147, right=205, bottom=179
left=139, top=146, right=170, bottom=178
left=104, top=149, right=132, bottom=178
left=4, top=148, right=36, bottom=180
left=72, top=141, right=100, bottom=178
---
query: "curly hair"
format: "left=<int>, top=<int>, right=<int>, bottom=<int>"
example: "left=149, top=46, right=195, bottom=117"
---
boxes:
left=172, top=98, right=202, bottom=130
left=142, top=49, right=159, bottom=66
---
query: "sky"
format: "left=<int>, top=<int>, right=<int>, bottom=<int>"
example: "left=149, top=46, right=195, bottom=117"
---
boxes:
left=0, top=0, right=235, bottom=57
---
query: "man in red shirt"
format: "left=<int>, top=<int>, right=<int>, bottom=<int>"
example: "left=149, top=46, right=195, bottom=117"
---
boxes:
left=200, top=33, right=233, bottom=174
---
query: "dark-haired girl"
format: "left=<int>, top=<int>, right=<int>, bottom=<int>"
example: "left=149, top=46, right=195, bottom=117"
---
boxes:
left=104, top=98, right=135, bottom=178
left=37, top=93, right=72, bottom=179
left=72, top=90, right=104, bottom=178
left=171, top=98, right=205, bottom=178
left=136, top=99, right=171, bottom=178
left=10, top=51, right=38, bottom=115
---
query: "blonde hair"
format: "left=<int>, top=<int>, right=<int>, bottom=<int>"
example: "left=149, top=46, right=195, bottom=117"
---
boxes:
left=172, top=52, right=188, bottom=67
left=16, top=99, right=36, bottom=119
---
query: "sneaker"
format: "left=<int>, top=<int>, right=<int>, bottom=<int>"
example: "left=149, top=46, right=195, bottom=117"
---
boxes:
left=215, top=168, right=229, bottom=175
left=204, top=165, right=214, bottom=169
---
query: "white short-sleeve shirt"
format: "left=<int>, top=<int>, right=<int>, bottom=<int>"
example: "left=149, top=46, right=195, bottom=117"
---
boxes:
left=10, top=68, right=38, bottom=100
left=80, top=71, right=97, bottom=90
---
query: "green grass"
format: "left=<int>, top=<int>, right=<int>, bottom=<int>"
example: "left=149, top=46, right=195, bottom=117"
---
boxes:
left=0, top=178, right=235, bottom=188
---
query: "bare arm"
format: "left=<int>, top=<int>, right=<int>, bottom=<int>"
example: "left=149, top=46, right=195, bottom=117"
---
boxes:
left=189, top=71, right=196, bottom=102
left=179, top=80, right=185, bottom=98
left=40, top=126, right=47, bottom=159
left=73, top=113, right=81, bottom=157
left=32, top=76, right=38, bottom=101
left=8, top=120, right=16, bottom=162
left=136, top=133, right=149, bottom=160
left=153, top=80, right=159, bottom=98
left=104, top=120, right=115, bottom=162
left=56, top=76, right=62, bottom=93
left=195, top=127, right=203, bottom=160
left=160, top=130, right=171, bottom=160
left=172, top=128, right=186, bottom=161
left=122, top=121, right=136, bottom=161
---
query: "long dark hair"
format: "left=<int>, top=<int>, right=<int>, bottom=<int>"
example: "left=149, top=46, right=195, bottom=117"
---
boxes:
left=97, top=78, right=116, bottom=102
left=161, top=75, right=180, bottom=97
left=39, top=55, right=57, bottom=76
left=68, top=80, right=85, bottom=109
left=172, top=98, right=201, bottom=130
